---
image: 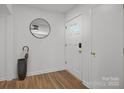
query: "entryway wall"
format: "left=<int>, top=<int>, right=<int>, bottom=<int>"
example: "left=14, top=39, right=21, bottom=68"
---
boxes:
left=123, top=5, right=124, bottom=89
left=0, top=4, right=14, bottom=80
left=0, top=4, right=66, bottom=80
left=12, top=5, right=65, bottom=79
left=0, top=15, right=6, bottom=80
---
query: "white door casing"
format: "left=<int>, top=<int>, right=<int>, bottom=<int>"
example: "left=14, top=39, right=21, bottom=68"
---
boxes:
left=81, top=12, right=92, bottom=88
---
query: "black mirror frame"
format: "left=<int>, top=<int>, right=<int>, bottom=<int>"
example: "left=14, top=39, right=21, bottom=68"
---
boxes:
left=29, top=18, right=51, bottom=39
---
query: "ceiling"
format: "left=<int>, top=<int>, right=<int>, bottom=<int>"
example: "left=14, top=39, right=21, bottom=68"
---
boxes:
left=26, top=4, right=77, bottom=13
left=0, top=4, right=11, bottom=15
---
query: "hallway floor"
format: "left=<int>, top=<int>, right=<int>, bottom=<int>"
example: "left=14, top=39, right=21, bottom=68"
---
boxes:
left=0, top=70, right=87, bottom=89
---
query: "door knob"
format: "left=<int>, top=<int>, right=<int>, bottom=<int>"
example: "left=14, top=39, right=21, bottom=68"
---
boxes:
left=91, top=52, right=96, bottom=56
left=79, top=50, right=82, bottom=53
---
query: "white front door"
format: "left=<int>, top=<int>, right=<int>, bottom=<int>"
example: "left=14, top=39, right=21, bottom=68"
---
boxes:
left=0, top=16, right=6, bottom=80
left=65, top=15, right=83, bottom=80
left=91, top=5, right=123, bottom=88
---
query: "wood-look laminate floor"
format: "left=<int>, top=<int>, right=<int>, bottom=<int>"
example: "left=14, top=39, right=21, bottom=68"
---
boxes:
left=0, top=70, right=87, bottom=89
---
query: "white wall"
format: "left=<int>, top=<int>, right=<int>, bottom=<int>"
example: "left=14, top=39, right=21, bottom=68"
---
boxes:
left=65, top=4, right=98, bottom=21
left=0, top=5, right=13, bottom=80
left=123, top=8, right=124, bottom=54
left=0, top=4, right=12, bottom=15
left=6, top=5, right=65, bottom=79
left=119, top=6, right=124, bottom=87
left=6, top=15, right=15, bottom=80
left=0, top=15, right=6, bottom=80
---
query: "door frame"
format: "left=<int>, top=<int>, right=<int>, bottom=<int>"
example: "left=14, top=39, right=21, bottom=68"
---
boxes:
left=65, top=14, right=84, bottom=80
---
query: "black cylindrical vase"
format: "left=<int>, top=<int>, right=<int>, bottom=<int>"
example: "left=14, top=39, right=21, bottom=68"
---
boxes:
left=17, top=58, right=27, bottom=80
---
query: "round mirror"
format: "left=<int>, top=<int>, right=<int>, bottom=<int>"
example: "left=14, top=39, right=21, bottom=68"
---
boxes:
left=29, top=18, right=51, bottom=39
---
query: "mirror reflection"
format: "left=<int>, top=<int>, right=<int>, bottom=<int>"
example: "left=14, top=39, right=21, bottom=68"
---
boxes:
left=30, top=18, right=51, bottom=39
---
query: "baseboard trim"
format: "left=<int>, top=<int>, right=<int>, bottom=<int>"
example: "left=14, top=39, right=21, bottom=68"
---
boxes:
left=27, top=67, right=65, bottom=77
left=82, top=80, right=91, bottom=89
left=65, top=69, right=81, bottom=82
left=65, top=69, right=92, bottom=89
left=6, top=66, right=65, bottom=81
left=0, top=77, right=6, bottom=81
left=6, top=74, right=17, bottom=81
